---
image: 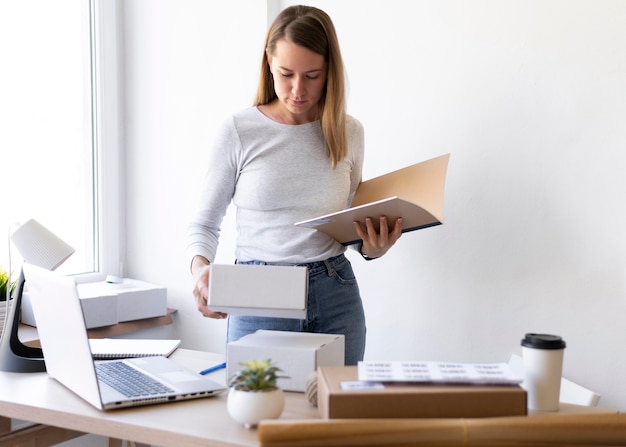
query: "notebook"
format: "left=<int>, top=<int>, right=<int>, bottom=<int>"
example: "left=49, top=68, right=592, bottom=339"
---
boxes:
left=23, top=263, right=226, bottom=410
left=89, top=338, right=181, bottom=359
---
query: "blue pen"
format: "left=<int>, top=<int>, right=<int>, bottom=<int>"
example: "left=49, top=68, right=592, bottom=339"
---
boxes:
left=199, top=362, right=227, bottom=375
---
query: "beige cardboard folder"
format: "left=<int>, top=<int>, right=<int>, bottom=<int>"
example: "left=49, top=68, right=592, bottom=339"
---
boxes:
left=207, top=264, right=308, bottom=318
left=295, top=153, right=450, bottom=245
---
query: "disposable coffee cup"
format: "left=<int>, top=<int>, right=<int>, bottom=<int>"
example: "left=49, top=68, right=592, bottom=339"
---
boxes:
left=521, top=333, right=566, bottom=412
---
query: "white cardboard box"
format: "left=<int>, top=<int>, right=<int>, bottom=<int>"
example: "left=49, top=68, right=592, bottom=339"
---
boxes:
left=227, top=330, right=345, bottom=392
left=208, top=264, right=308, bottom=319
left=21, top=288, right=119, bottom=329
left=20, top=291, right=38, bottom=327
left=113, top=279, right=168, bottom=322
left=75, top=286, right=119, bottom=328
left=21, top=279, right=167, bottom=329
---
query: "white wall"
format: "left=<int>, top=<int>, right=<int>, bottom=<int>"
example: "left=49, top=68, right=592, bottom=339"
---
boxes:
left=122, top=0, right=265, bottom=359
left=123, top=0, right=626, bottom=410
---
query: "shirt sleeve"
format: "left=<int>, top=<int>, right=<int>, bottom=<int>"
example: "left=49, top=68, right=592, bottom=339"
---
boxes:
left=186, top=116, right=241, bottom=264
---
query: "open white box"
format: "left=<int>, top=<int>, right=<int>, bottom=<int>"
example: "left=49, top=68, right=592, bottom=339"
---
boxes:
left=227, top=330, right=345, bottom=392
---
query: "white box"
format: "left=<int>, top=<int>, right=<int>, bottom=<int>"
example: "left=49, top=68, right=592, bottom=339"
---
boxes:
left=22, top=279, right=168, bottom=329
left=78, top=279, right=166, bottom=324
left=113, top=279, right=168, bottom=322
left=21, top=288, right=119, bottom=329
left=20, top=290, right=39, bottom=327
left=227, top=330, right=345, bottom=392
left=76, top=286, right=119, bottom=328
left=208, top=264, right=308, bottom=319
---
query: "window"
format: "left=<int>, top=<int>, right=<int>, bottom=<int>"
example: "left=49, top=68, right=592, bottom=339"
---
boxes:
left=0, top=0, right=122, bottom=280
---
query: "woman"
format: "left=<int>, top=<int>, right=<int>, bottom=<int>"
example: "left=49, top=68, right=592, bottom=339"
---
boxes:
left=187, top=5, right=402, bottom=365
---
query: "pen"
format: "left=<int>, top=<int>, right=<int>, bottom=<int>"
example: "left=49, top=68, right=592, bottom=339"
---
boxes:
left=199, top=362, right=227, bottom=375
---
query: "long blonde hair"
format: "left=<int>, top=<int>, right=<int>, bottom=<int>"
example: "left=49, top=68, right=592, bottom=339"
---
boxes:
left=254, top=5, right=347, bottom=168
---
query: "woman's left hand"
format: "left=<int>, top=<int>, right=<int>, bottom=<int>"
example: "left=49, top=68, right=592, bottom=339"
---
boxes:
left=353, top=215, right=403, bottom=259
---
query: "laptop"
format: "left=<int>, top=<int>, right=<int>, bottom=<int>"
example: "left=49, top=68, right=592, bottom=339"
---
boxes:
left=23, top=263, right=226, bottom=410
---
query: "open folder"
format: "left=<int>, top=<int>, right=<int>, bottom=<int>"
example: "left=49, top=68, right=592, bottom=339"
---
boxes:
left=295, top=153, right=450, bottom=245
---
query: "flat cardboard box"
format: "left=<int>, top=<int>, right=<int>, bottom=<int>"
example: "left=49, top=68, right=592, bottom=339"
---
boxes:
left=114, top=279, right=168, bottom=322
left=78, top=279, right=167, bottom=323
left=227, top=330, right=344, bottom=392
left=21, top=288, right=119, bottom=329
left=76, top=290, right=119, bottom=329
left=208, top=264, right=308, bottom=319
left=317, top=366, right=527, bottom=419
left=22, top=279, right=168, bottom=329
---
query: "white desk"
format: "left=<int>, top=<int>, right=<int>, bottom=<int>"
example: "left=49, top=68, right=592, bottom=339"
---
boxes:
left=0, top=349, right=318, bottom=447
left=0, top=348, right=617, bottom=447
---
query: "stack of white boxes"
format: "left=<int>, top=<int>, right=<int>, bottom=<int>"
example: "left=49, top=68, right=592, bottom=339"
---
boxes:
left=21, top=278, right=167, bottom=329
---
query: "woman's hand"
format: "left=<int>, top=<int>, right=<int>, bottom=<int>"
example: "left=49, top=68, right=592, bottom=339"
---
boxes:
left=192, top=256, right=228, bottom=319
left=353, top=216, right=403, bottom=259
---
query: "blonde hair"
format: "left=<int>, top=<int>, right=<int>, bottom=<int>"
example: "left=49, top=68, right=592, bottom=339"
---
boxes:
left=254, top=5, right=347, bottom=168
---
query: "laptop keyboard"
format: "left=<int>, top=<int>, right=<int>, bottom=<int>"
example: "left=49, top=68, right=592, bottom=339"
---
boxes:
left=96, top=361, right=175, bottom=398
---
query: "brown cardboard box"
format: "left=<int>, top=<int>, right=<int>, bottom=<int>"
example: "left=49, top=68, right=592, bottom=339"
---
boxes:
left=317, top=366, right=527, bottom=419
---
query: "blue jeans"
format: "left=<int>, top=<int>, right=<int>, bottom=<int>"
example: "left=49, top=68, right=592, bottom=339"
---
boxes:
left=227, top=254, right=366, bottom=365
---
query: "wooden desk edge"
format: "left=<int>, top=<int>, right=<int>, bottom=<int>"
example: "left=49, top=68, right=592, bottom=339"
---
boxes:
left=22, top=308, right=177, bottom=347
left=88, top=308, right=177, bottom=338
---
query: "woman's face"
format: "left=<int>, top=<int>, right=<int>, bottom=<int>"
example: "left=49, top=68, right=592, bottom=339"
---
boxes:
left=267, top=38, right=327, bottom=124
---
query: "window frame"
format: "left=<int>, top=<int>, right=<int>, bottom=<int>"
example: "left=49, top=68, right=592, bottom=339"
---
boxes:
left=79, top=0, right=125, bottom=283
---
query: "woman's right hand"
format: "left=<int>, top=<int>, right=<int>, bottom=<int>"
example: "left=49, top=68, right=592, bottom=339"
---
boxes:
left=191, top=256, right=228, bottom=319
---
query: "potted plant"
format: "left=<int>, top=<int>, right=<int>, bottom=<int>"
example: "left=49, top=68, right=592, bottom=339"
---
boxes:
left=0, top=268, right=15, bottom=300
left=226, top=359, right=287, bottom=428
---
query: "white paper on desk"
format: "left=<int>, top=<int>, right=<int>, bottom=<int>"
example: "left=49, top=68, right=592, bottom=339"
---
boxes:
left=358, top=361, right=523, bottom=385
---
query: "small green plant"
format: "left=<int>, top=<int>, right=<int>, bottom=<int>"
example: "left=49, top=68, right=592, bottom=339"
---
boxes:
left=228, top=359, right=288, bottom=391
left=0, top=268, right=15, bottom=302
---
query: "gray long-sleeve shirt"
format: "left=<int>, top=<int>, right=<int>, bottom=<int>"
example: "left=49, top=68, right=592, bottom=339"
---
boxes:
left=186, top=107, right=364, bottom=264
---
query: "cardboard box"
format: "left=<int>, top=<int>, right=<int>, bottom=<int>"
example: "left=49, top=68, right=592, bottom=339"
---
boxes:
left=208, top=264, right=308, bottom=318
left=75, top=289, right=119, bottom=329
left=114, top=279, right=167, bottom=322
left=227, top=330, right=344, bottom=392
left=21, top=279, right=167, bottom=329
left=78, top=279, right=167, bottom=323
left=317, top=366, right=527, bottom=419
left=20, top=291, right=39, bottom=327
left=21, top=289, right=119, bottom=329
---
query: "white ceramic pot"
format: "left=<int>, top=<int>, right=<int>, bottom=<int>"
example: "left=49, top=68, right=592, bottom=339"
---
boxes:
left=226, top=387, right=285, bottom=428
